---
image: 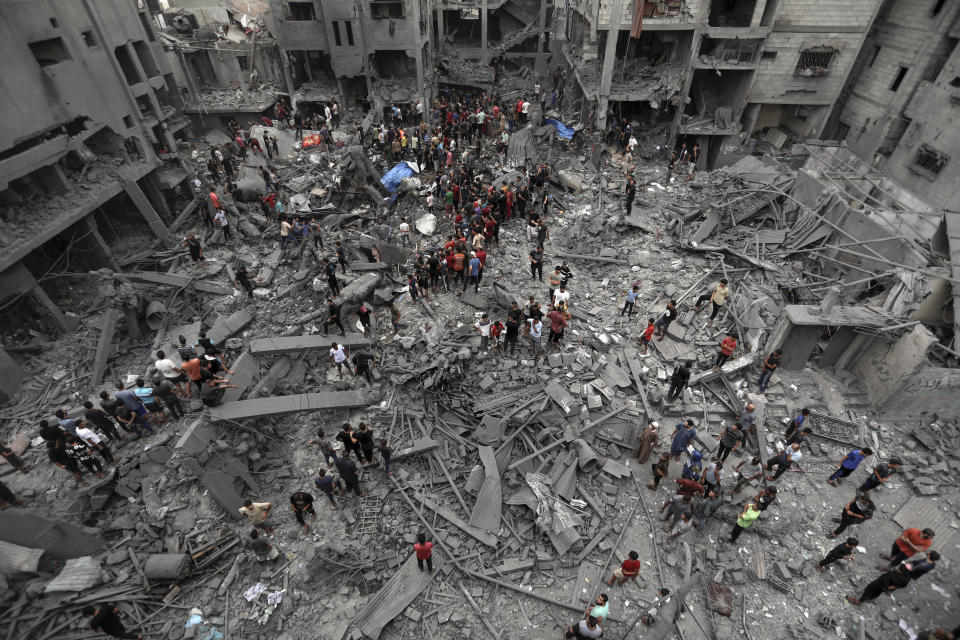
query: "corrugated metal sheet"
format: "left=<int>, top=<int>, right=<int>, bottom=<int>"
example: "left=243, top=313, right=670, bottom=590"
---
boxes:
left=468, top=446, right=502, bottom=533
left=0, top=540, right=44, bottom=575
left=893, top=496, right=956, bottom=552
left=44, top=556, right=101, bottom=592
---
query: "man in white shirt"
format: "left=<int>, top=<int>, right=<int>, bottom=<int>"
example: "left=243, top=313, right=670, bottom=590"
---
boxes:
left=526, top=318, right=542, bottom=358
left=214, top=209, right=231, bottom=241
left=75, top=422, right=114, bottom=463
left=521, top=101, right=531, bottom=124
left=398, top=218, right=411, bottom=246
left=155, top=350, right=190, bottom=398
left=552, top=286, right=570, bottom=308
left=474, top=314, right=492, bottom=351
left=329, top=343, right=349, bottom=379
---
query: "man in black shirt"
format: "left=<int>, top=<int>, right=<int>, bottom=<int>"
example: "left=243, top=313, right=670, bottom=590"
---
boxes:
left=355, top=423, right=375, bottom=463
left=757, top=349, right=782, bottom=392
left=505, top=302, right=523, bottom=356
left=181, top=234, right=205, bottom=270
left=352, top=352, right=376, bottom=384
left=152, top=377, right=184, bottom=420
left=818, top=537, right=858, bottom=572
left=859, top=457, right=901, bottom=492
left=83, top=603, right=141, bottom=639
left=199, top=379, right=237, bottom=407
left=846, top=564, right=910, bottom=605
left=323, top=298, right=346, bottom=337
left=235, top=265, right=254, bottom=298
left=48, top=438, right=84, bottom=484
left=335, top=241, right=349, bottom=274
left=753, top=486, right=777, bottom=512
left=655, top=301, right=678, bottom=340
left=786, top=427, right=812, bottom=447
left=529, top=246, right=544, bottom=281
left=667, top=361, right=692, bottom=402
left=290, top=492, right=316, bottom=532
left=625, top=176, right=636, bottom=215
left=334, top=450, right=365, bottom=497
left=336, top=424, right=361, bottom=458
left=829, top=493, right=874, bottom=537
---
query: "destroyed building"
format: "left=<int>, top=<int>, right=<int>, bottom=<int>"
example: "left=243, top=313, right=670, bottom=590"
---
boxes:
left=1, top=1, right=959, bottom=640
left=562, top=0, right=883, bottom=165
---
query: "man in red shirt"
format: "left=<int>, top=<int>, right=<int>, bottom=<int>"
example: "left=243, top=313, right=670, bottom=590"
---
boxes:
left=881, top=528, right=935, bottom=568
left=546, top=308, right=567, bottom=348
left=476, top=248, right=487, bottom=285
left=452, top=250, right=466, bottom=285
left=640, top=318, right=656, bottom=354
left=607, top=550, right=641, bottom=585
left=209, top=190, right=221, bottom=210
left=675, top=476, right=705, bottom=497
left=414, top=532, right=434, bottom=572
left=714, top=334, right=738, bottom=370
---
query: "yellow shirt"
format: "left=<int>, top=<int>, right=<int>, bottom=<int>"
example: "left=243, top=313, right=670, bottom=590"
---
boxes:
left=712, top=285, right=729, bottom=306
left=239, top=502, right=271, bottom=524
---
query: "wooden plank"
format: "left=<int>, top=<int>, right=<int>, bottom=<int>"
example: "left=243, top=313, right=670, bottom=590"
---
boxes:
left=248, top=334, right=373, bottom=356
left=206, top=391, right=372, bottom=421
left=353, top=552, right=444, bottom=639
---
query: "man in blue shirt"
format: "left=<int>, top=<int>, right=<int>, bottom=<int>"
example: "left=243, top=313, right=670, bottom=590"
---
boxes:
left=463, top=252, right=481, bottom=294
left=621, top=285, right=639, bottom=317
left=54, top=409, right=79, bottom=437
left=784, top=407, right=810, bottom=439
left=904, top=551, right=940, bottom=581
left=827, top=447, right=873, bottom=486
left=670, top=419, right=697, bottom=461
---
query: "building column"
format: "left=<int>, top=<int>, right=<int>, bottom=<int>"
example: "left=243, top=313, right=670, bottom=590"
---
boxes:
left=537, top=0, right=548, bottom=73
left=597, top=0, right=625, bottom=130
left=481, top=0, right=489, bottom=65
left=437, top=5, right=445, bottom=46
left=750, top=0, right=767, bottom=27
left=740, top=102, right=762, bottom=142
left=123, top=181, right=169, bottom=241
left=354, top=0, right=374, bottom=100
left=142, top=172, right=172, bottom=220
left=32, top=276, right=72, bottom=332
left=79, top=216, right=121, bottom=271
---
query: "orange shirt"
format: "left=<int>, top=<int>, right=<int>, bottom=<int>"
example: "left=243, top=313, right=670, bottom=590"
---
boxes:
left=895, top=528, right=933, bottom=555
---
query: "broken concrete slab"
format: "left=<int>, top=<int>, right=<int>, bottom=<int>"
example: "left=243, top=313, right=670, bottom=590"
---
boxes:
left=207, top=391, right=372, bottom=421
left=248, top=334, right=372, bottom=356
left=221, top=352, right=258, bottom=403
left=353, top=551, right=445, bottom=639
left=183, top=458, right=243, bottom=519
left=206, top=307, right=255, bottom=344
left=125, top=271, right=234, bottom=295
left=175, top=419, right=215, bottom=455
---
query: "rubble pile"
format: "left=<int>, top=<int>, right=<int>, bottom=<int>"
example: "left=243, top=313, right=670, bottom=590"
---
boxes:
left=1, top=89, right=958, bottom=640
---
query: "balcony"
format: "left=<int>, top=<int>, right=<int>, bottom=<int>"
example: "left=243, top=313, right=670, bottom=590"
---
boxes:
left=597, top=0, right=696, bottom=29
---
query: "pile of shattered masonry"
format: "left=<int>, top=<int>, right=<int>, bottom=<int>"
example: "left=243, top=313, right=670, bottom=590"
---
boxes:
left=1, top=101, right=958, bottom=640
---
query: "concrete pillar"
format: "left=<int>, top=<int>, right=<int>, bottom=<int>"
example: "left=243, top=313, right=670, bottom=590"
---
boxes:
left=481, top=0, right=489, bottom=65
left=142, top=172, right=172, bottom=220
left=176, top=46, right=202, bottom=105
left=0, top=348, right=25, bottom=404
left=412, top=0, right=427, bottom=118
left=750, top=0, right=767, bottom=27
left=32, top=280, right=72, bottom=333
left=123, top=180, right=169, bottom=241
left=437, top=5, right=444, bottom=45
left=79, top=216, right=121, bottom=271
left=537, top=0, right=548, bottom=74
left=354, top=0, right=374, bottom=100
left=596, top=0, right=626, bottom=129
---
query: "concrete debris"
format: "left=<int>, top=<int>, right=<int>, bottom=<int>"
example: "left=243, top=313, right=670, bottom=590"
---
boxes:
left=2, top=4, right=959, bottom=640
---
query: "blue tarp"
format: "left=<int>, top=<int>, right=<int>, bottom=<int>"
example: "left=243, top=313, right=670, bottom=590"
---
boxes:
left=380, top=162, right=417, bottom=206
left=544, top=118, right=575, bottom=140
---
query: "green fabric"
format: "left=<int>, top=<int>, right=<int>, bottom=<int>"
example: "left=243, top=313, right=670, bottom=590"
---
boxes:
left=736, top=505, right=761, bottom=528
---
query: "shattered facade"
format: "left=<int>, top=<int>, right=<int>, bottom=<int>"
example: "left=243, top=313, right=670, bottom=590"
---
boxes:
left=827, top=0, right=960, bottom=212
left=562, top=0, right=883, bottom=165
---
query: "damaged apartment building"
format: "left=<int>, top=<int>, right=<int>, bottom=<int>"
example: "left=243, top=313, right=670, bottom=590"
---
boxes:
left=560, top=0, right=883, bottom=166
left=0, top=0, right=192, bottom=401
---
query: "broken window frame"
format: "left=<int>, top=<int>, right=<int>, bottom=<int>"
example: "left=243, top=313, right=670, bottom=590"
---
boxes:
left=284, top=1, right=317, bottom=21
left=793, top=48, right=835, bottom=78
left=909, top=144, right=949, bottom=181
left=29, top=37, right=72, bottom=68
left=371, top=1, right=405, bottom=19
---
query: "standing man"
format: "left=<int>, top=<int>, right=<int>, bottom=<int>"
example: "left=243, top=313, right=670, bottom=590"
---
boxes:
left=827, top=447, right=873, bottom=486
left=334, top=450, right=366, bottom=497
left=329, top=342, right=349, bottom=378
left=621, top=285, right=639, bottom=318
left=352, top=351, right=376, bottom=384
left=235, top=265, right=255, bottom=299
left=529, top=245, right=544, bottom=281
left=669, top=420, right=697, bottom=461
left=666, top=361, right=692, bottom=402
left=625, top=176, right=636, bottom=215
left=635, top=420, right=660, bottom=463
left=785, top=407, right=811, bottom=440
left=654, top=301, right=677, bottom=340
left=314, top=469, right=342, bottom=509
left=526, top=315, right=543, bottom=360
left=694, top=279, right=729, bottom=326
left=504, top=302, right=522, bottom=357
left=757, top=349, right=782, bottom=392
left=238, top=498, right=274, bottom=537
left=879, top=528, right=935, bottom=569
left=649, top=452, right=671, bottom=490
left=413, top=532, right=434, bottom=572
left=335, top=241, right=350, bottom=274
left=323, top=258, right=340, bottom=297
left=323, top=298, right=346, bottom=337
left=714, top=333, right=738, bottom=370
left=153, top=350, right=190, bottom=400
left=715, top=423, right=744, bottom=462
